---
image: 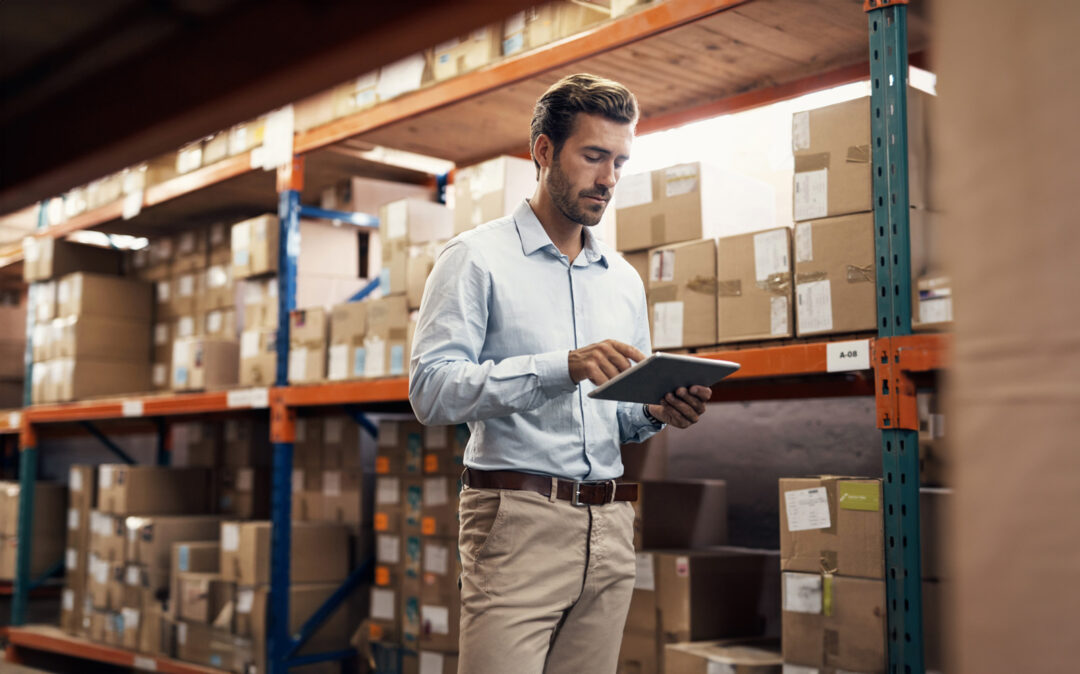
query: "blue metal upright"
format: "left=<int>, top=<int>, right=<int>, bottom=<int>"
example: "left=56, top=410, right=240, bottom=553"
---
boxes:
left=867, top=1, right=924, bottom=671
left=11, top=438, right=36, bottom=625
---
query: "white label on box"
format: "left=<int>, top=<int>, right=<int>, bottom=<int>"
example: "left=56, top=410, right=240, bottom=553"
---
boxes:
left=423, top=605, right=450, bottom=635
left=93, top=558, right=108, bottom=584
left=664, top=163, right=699, bottom=197
left=8, top=412, right=19, bottom=431
left=328, top=344, right=348, bottom=381
left=371, top=588, right=396, bottom=620
left=226, top=387, right=269, bottom=408
left=377, top=53, right=428, bottom=101
left=649, top=250, right=675, bottom=283
left=122, top=608, right=140, bottom=632
left=178, top=274, right=194, bottom=297
left=237, top=468, right=254, bottom=492
left=154, top=323, right=169, bottom=346
left=66, top=548, right=77, bottom=571
left=364, top=337, right=386, bottom=378
left=288, top=347, right=307, bottom=383
left=386, top=200, right=408, bottom=240
left=919, top=297, right=953, bottom=325
left=785, top=487, right=831, bottom=532
left=792, top=111, right=811, bottom=151
left=707, top=662, right=736, bottom=674
left=634, top=553, right=655, bottom=591
left=615, top=172, right=653, bottom=209
left=770, top=296, right=789, bottom=336
left=827, top=339, right=871, bottom=372
left=424, top=543, right=449, bottom=576
left=783, top=572, right=823, bottom=614
left=122, top=190, right=143, bottom=220
left=68, top=509, right=79, bottom=531
left=134, top=656, right=157, bottom=671
left=794, top=169, right=828, bottom=221
left=126, top=565, right=141, bottom=586
left=796, top=280, right=833, bottom=334
left=378, top=421, right=399, bottom=447
left=222, top=523, right=240, bottom=552
left=206, top=310, right=224, bottom=335
left=292, top=469, right=304, bottom=493
left=424, top=425, right=447, bottom=450
left=62, top=588, right=74, bottom=611
left=325, top=417, right=344, bottom=444
left=153, top=363, right=168, bottom=387
left=176, top=621, right=188, bottom=645
left=236, top=588, right=255, bottom=614
left=177, top=316, right=194, bottom=338
left=323, top=471, right=342, bottom=497
left=122, top=400, right=143, bottom=417
left=753, top=229, right=789, bottom=282
left=424, top=477, right=449, bottom=506
left=99, top=465, right=114, bottom=489
left=782, top=666, right=819, bottom=674
left=156, top=281, right=170, bottom=303
left=377, top=535, right=401, bottom=564
left=240, top=331, right=260, bottom=358
left=419, top=652, right=446, bottom=674
left=652, top=301, right=684, bottom=350
left=377, top=477, right=401, bottom=505
left=259, top=105, right=295, bottom=171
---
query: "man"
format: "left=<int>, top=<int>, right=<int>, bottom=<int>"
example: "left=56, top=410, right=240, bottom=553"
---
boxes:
left=409, top=73, right=712, bottom=672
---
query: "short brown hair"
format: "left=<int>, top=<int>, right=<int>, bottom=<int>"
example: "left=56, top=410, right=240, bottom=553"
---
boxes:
left=530, top=73, right=639, bottom=176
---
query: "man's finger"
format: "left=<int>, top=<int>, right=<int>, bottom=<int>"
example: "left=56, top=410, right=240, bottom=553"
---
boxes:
left=600, top=343, right=633, bottom=372
left=676, top=388, right=706, bottom=415
left=664, top=393, right=699, bottom=423
left=609, top=341, right=647, bottom=363
left=689, top=385, right=713, bottom=402
left=595, top=357, right=620, bottom=381
left=663, top=401, right=692, bottom=428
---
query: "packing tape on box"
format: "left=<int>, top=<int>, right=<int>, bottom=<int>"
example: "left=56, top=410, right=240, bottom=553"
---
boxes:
left=846, top=144, right=871, bottom=164
left=822, top=572, right=835, bottom=617
left=824, top=628, right=840, bottom=657
left=846, top=264, right=874, bottom=284
left=650, top=286, right=677, bottom=303
left=794, top=152, right=830, bottom=172
left=685, top=275, right=719, bottom=294
left=756, top=271, right=792, bottom=295
left=795, top=270, right=829, bottom=284
left=717, top=279, right=742, bottom=297
left=650, top=215, right=665, bottom=247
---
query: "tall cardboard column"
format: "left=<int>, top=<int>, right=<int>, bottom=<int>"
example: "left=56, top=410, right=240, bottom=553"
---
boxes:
left=935, top=2, right=1080, bottom=672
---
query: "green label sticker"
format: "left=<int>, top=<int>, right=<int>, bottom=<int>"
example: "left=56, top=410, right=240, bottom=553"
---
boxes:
left=838, top=481, right=880, bottom=511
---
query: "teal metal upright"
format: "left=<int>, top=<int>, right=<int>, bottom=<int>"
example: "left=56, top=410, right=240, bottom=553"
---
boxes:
left=867, top=1, right=924, bottom=671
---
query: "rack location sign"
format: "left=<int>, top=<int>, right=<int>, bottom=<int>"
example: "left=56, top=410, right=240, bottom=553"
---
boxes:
left=826, top=339, right=871, bottom=372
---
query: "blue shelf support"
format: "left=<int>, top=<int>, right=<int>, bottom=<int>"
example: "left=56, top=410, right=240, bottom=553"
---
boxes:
left=344, top=405, right=379, bottom=440
left=297, top=205, right=379, bottom=228
left=80, top=422, right=136, bottom=465
left=11, top=442, right=37, bottom=625
left=868, top=2, right=924, bottom=672
left=347, top=277, right=381, bottom=304
left=284, top=557, right=374, bottom=662
left=277, top=189, right=301, bottom=387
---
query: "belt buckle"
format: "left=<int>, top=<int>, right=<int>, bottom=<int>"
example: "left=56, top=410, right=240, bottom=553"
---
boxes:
left=571, top=481, right=587, bottom=507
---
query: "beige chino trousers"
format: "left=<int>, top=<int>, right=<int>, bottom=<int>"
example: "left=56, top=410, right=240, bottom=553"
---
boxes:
left=456, top=483, right=637, bottom=674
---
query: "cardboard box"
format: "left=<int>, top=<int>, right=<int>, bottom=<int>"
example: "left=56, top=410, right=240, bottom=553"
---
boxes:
left=171, top=337, right=239, bottom=391
left=780, top=573, right=885, bottom=672
left=647, top=239, right=718, bottom=349
left=217, top=467, right=271, bottom=519
left=914, top=273, right=952, bottom=332
left=778, top=476, right=883, bottom=579
left=405, top=242, right=439, bottom=310
left=32, top=280, right=57, bottom=323
left=321, top=415, right=365, bottom=470
left=791, top=89, right=931, bottom=221
left=368, top=578, right=423, bottom=647
left=623, top=250, right=649, bottom=289
left=50, top=357, right=151, bottom=402
left=381, top=198, right=454, bottom=245
left=503, top=2, right=609, bottom=55
left=716, top=228, right=794, bottom=343
left=177, top=572, right=233, bottom=624
left=56, top=273, right=152, bottom=320
left=0, top=533, right=66, bottom=580
left=364, top=295, right=410, bottom=378
left=241, top=277, right=278, bottom=330
left=49, top=314, right=151, bottom=360
left=431, top=26, right=501, bottom=81
left=663, top=639, right=783, bottom=674
left=375, top=532, right=405, bottom=587
left=97, top=466, right=211, bottom=516
left=329, top=73, right=377, bottom=120
left=233, top=215, right=365, bottom=282
left=421, top=424, right=468, bottom=475
left=417, top=652, right=459, bottom=674
left=0, top=481, right=67, bottom=536
left=219, top=521, right=348, bottom=585
left=69, top=465, right=97, bottom=514
left=124, top=515, right=222, bottom=568
left=320, top=175, right=434, bottom=215
left=239, top=329, right=277, bottom=387
left=204, top=264, right=234, bottom=312
left=616, top=162, right=775, bottom=253
left=23, top=238, right=122, bottom=282
left=320, top=469, right=369, bottom=525
left=288, top=307, right=327, bottom=384
left=89, top=512, right=127, bottom=562
left=374, top=476, right=403, bottom=534
left=170, top=541, right=220, bottom=619
left=202, top=308, right=235, bottom=340
left=376, top=419, right=425, bottom=475
left=327, top=301, right=367, bottom=381
left=420, top=475, right=460, bottom=538
left=634, top=480, right=728, bottom=550
left=231, top=214, right=278, bottom=279
left=222, top=418, right=272, bottom=467
left=227, top=116, right=266, bottom=156
left=453, top=156, right=537, bottom=235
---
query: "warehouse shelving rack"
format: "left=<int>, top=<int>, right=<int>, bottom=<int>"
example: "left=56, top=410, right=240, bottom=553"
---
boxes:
left=0, top=0, right=938, bottom=672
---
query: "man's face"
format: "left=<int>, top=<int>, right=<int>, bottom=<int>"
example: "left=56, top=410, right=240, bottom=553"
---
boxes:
left=545, top=113, right=633, bottom=227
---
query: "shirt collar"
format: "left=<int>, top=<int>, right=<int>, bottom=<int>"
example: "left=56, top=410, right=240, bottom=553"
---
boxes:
left=514, top=200, right=609, bottom=268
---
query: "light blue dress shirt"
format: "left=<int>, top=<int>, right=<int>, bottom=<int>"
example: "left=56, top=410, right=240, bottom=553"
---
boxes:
left=409, top=200, right=662, bottom=481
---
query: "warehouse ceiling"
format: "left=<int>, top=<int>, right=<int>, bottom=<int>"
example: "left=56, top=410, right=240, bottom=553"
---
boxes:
left=0, top=0, right=535, bottom=216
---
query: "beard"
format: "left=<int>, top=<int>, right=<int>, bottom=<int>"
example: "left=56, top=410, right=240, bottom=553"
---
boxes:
left=547, top=155, right=608, bottom=227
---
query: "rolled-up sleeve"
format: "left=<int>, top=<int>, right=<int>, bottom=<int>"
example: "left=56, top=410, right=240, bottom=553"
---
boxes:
left=617, top=282, right=665, bottom=444
left=409, top=239, right=578, bottom=426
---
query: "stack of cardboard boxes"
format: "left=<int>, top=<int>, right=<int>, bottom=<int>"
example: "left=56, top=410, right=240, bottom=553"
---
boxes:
left=778, top=477, right=948, bottom=672
left=0, top=480, right=67, bottom=580
left=0, top=289, right=27, bottom=407
left=368, top=417, right=467, bottom=672
left=61, top=466, right=95, bottom=635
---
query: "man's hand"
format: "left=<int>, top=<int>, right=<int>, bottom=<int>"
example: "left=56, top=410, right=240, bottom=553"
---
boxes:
left=647, top=386, right=711, bottom=429
left=568, top=339, right=646, bottom=385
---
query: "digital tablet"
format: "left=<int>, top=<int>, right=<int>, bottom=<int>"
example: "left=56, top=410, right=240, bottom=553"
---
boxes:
left=586, top=352, right=740, bottom=404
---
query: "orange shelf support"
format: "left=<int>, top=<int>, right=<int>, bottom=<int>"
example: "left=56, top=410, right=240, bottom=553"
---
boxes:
left=23, top=388, right=271, bottom=425
left=275, top=378, right=410, bottom=408
left=4, top=625, right=228, bottom=674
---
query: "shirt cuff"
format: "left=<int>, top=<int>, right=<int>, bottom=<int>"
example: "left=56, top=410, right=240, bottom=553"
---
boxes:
left=536, top=350, right=578, bottom=397
left=638, top=402, right=665, bottom=430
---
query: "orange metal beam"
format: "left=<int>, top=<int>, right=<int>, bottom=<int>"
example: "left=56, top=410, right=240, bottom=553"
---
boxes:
left=695, top=340, right=873, bottom=379
left=275, top=378, right=410, bottom=407
left=294, top=0, right=751, bottom=155
left=4, top=625, right=227, bottom=674
left=24, top=388, right=270, bottom=425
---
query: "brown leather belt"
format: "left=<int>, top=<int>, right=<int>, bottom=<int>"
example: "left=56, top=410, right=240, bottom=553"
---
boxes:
left=463, top=468, right=638, bottom=506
